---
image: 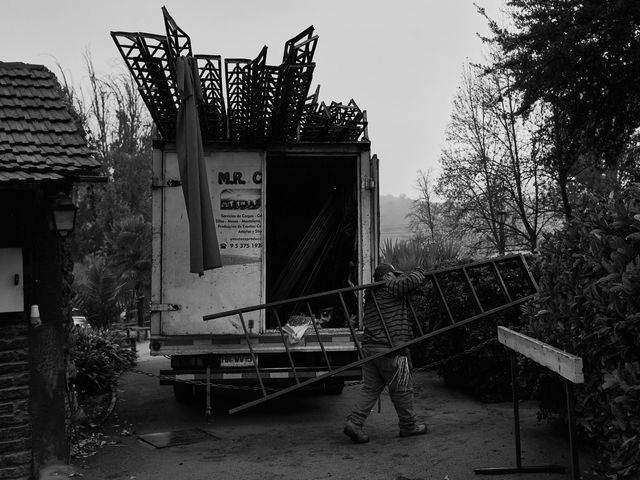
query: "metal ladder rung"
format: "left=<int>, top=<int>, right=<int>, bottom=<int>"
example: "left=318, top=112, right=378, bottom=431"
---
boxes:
left=370, top=291, right=395, bottom=347
left=491, top=261, right=513, bottom=303
left=305, top=302, right=332, bottom=371
left=272, top=308, right=300, bottom=384
left=430, top=273, right=456, bottom=324
left=238, top=312, right=267, bottom=396
left=338, top=291, right=363, bottom=359
left=462, top=266, right=484, bottom=313
left=407, top=298, right=424, bottom=337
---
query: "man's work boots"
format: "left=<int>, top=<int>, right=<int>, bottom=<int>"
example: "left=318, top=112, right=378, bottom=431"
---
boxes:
left=399, top=423, right=428, bottom=438
left=343, top=420, right=369, bottom=444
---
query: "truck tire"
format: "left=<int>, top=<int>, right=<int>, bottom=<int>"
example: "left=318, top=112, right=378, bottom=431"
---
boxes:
left=173, top=383, right=195, bottom=403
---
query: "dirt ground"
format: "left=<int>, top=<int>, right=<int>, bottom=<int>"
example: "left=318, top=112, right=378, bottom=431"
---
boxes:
left=69, top=342, right=597, bottom=480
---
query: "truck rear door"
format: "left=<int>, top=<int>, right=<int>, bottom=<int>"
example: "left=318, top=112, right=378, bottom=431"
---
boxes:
left=152, top=147, right=265, bottom=336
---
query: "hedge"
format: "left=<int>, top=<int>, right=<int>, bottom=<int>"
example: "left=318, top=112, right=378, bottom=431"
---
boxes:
left=410, top=185, right=639, bottom=477
left=522, top=185, right=640, bottom=478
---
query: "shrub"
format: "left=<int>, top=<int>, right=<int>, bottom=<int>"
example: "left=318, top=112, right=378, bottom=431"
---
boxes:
left=420, top=319, right=513, bottom=402
left=380, top=237, right=461, bottom=271
left=71, top=328, right=137, bottom=394
left=410, top=255, right=537, bottom=402
left=523, top=184, right=640, bottom=478
left=73, top=254, right=127, bottom=329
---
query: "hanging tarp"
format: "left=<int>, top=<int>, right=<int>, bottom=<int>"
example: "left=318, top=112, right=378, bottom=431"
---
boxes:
left=176, top=56, right=222, bottom=274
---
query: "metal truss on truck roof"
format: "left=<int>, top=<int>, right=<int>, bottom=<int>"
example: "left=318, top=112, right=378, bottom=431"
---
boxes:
left=111, top=31, right=178, bottom=139
left=111, top=8, right=368, bottom=145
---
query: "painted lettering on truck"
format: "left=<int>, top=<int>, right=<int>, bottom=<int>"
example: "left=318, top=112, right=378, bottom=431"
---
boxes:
left=218, top=171, right=263, bottom=185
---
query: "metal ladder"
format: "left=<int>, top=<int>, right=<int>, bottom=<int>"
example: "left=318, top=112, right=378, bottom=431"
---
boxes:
left=203, top=254, right=539, bottom=414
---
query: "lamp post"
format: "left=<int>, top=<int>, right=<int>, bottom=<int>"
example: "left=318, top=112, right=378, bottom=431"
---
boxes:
left=50, top=195, right=78, bottom=238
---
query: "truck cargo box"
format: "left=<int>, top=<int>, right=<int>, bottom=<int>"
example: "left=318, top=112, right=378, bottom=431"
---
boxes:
left=150, top=142, right=379, bottom=360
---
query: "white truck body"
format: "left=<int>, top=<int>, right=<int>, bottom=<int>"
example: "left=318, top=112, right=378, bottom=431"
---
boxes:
left=150, top=141, right=378, bottom=388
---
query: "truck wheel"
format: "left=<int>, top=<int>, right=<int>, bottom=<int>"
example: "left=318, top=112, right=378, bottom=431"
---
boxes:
left=173, top=383, right=195, bottom=403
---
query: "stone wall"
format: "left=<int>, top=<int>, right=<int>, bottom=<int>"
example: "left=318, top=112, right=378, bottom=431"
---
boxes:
left=0, top=314, right=32, bottom=480
left=1, top=188, right=70, bottom=479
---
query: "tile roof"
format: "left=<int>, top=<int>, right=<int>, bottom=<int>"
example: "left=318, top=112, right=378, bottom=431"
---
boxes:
left=0, top=62, right=101, bottom=183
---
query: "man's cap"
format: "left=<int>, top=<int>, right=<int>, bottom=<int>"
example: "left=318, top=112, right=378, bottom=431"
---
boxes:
left=374, top=263, right=403, bottom=280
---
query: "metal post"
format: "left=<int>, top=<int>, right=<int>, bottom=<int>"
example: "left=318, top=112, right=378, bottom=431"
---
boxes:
left=510, top=351, right=522, bottom=469
left=565, top=380, right=580, bottom=480
left=475, top=348, right=565, bottom=475
left=205, top=359, right=212, bottom=417
left=136, top=295, right=145, bottom=326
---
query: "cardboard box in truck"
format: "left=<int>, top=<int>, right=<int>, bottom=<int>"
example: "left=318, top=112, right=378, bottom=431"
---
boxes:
left=150, top=141, right=379, bottom=401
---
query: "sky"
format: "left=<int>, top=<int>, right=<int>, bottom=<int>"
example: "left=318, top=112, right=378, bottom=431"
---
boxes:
left=3, top=0, right=506, bottom=198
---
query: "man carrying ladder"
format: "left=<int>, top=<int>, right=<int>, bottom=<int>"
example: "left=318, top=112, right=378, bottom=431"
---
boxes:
left=343, top=263, right=429, bottom=443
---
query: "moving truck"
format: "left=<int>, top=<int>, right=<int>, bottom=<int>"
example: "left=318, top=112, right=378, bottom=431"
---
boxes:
left=150, top=141, right=380, bottom=401
left=111, top=10, right=378, bottom=402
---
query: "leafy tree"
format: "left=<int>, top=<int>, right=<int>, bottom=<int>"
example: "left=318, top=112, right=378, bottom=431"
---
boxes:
left=105, top=214, right=152, bottom=302
left=482, top=0, right=640, bottom=218
left=59, top=53, right=153, bottom=324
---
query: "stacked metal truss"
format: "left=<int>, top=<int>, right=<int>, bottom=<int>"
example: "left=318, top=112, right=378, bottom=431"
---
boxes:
left=224, top=58, right=251, bottom=142
left=250, top=49, right=280, bottom=142
left=269, top=27, right=317, bottom=143
left=223, top=27, right=318, bottom=144
left=110, top=31, right=178, bottom=140
left=195, top=54, right=227, bottom=141
left=300, top=99, right=368, bottom=142
left=111, top=8, right=367, bottom=144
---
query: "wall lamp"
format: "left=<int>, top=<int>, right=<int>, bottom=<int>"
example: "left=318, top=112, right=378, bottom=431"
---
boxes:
left=50, top=194, right=78, bottom=238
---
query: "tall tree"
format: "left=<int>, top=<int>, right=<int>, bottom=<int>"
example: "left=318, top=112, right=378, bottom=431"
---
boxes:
left=483, top=58, right=558, bottom=251
left=68, top=55, right=152, bottom=255
left=436, top=64, right=509, bottom=254
left=435, top=62, right=555, bottom=254
left=408, top=170, right=441, bottom=242
left=105, top=214, right=152, bottom=302
left=482, top=0, right=640, bottom=218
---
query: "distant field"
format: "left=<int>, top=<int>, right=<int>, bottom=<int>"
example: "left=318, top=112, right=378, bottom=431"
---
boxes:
left=380, top=194, right=413, bottom=242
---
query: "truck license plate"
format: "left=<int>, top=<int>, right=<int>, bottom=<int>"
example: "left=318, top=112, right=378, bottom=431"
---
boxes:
left=220, top=354, right=256, bottom=368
